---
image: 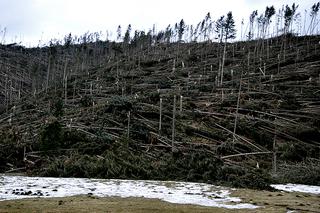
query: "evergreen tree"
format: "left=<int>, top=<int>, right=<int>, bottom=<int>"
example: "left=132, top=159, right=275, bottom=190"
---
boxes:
left=156, top=31, right=165, bottom=43
left=178, top=19, right=186, bottom=42
left=309, top=2, right=320, bottom=34
left=204, top=12, right=212, bottom=40
left=64, top=33, right=73, bottom=48
left=218, top=12, right=236, bottom=90
left=284, top=3, right=299, bottom=34
left=264, top=6, right=276, bottom=36
left=215, top=15, right=225, bottom=43
left=224, top=12, right=236, bottom=41
left=123, top=24, right=132, bottom=44
left=194, top=22, right=201, bottom=41
left=117, top=25, right=122, bottom=41
left=248, top=10, right=258, bottom=40
left=164, top=25, right=172, bottom=43
left=189, top=25, right=194, bottom=42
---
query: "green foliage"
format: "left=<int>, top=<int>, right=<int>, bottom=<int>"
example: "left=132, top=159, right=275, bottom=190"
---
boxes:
left=38, top=141, right=226, bottom=186
left=215, top=12, right=236, bottom=43
left=275, top=159, right=320, bottom=185
left=64, top=33, right=73, bottom=48
left=178, top=19, right=185, bottom=42
left=279, top=94, right=301, bottom=110
left=311, top=2, right=320, bottom=16
left=219, top=165, right=273, bottom=190
left=265, top=6, right=275, bottom=22
left=224, top=12, right=236, bottom=40
left=105, top=96, right=134, bottom=113
left=117, top=25, right=122, bottom=41
left=215, top=16, right=225, bottom=43
left=123, top=24, right=132, bottom=44
left=39, top=120, right=63, bottom=152
left=80, top=95, right=93, bottom=107
left=279, top=143, right=308, bottom=162
left=248, top=10, right=258, bottom=40
left=51, top=98, right=64, bottom=117
left=284, top=3, right=299, bottom=33
left=0, top=128, right=24, bottom=172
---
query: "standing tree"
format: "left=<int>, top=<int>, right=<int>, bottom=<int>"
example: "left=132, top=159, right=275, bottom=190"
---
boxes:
left=189, top=24, right=194, bottom=42
left=215, top=15, right=225, bottom=43
left=164, top=25, right=172, bottom=43
left=309, top=2, right=320, bottom=34
left=156, top=30, right=165, bottom=43
left=216, top=12, right=236, bottom=96
left=264, top=6, right=276, bottom=37
left=123, top=24, right=132, bottom=44
left=117, top=25, right=122, bottom=42
left=178, top=19, right=186, bottom=42
left=248, top=10, right=258, bottom=40
left=64, top=33, right=73, bottom=48
left=224, top=12, right=237, bottom=42
left=194, top=21, right=201, bottom=41
left=203, top=12, right=213, bottom=41
left=284, top=3, right=299, bottom=34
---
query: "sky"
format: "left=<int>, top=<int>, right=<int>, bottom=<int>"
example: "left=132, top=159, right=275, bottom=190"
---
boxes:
left=0, top=0, right=317, bottom=46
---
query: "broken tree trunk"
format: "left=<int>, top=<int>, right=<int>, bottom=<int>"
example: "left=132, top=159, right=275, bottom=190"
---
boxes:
left=172, top=95, right=176, bottom=153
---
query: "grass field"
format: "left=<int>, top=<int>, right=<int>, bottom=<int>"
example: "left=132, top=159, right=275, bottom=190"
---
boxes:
left=1, top=188, right=319, bottom=213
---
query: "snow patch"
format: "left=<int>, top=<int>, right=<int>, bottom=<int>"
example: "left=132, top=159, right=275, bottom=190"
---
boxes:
left=271, top=184, right=320, bottom=194
left=0, top=175, right=258, bottom=209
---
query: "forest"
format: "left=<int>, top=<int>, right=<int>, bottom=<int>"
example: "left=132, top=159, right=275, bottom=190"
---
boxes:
left=0, top=2, right=319, bottom=190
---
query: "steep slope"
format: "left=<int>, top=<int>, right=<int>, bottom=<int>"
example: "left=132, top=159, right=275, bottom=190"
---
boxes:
left=0, top=35, right=319, bottom=188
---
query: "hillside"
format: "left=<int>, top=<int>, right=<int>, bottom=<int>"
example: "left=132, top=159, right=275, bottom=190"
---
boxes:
left=0, top=35, right=319, bottom=189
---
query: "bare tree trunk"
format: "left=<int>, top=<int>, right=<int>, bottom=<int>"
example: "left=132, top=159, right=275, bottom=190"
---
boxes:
left=220, top=41, right=227, bottom=86
left=127, top=111, right=131, bottom=139
left=63, top=59, right=68, bottom=104
left=46, top=57, right=51, bottom=93
left=73, top=80, right=76, bottom=105
left=277, top=54, right=280, bottom=74
left=159, top=98, right=162, bottom=134
left=232, top=71, right=243, bottom=143
left=4, top=74, right=8, bottom=111
left=179, top=95, right=183, bottom=113
left=273, top=128, right=277, bottom=173
left=63, top=58, right=68, bottom=87
left=172, top=95, right=176, bottom=153
left=64, top=75, right=68, bottom=104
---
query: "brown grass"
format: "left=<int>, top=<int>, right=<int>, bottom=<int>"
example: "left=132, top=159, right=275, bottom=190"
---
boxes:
left=0, top=189, right=319, bottom=213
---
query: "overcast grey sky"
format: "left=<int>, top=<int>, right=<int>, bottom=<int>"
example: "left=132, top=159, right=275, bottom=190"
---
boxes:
left=0, top=0, right=317, bottom=46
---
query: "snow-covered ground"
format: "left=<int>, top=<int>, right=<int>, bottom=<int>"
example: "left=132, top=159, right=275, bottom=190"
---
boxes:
left=0, top=175, right=257, bottom=209
left=271, top=184, right=320, bottom=194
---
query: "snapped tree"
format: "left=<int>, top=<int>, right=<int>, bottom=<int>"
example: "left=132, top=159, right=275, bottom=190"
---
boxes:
left=178, top=19, right=186, bottom=42
left=284, top=3, right=299, bottom=34
left=216, top=12, right=236, bottom=93
left=309, top=2, right=320, bottom=34
left=123, top=24, right=132, bottom=44
left=248, top=10, right=258, bottom=40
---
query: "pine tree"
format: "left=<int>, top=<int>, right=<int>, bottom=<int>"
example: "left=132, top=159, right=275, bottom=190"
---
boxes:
left=309, top=2, right=320, bottom=34
left=248, top=10, right=258, bottom=40
left=284, top=3, right=299, bottom=34
left=123, top=24, right=132, bottom=44
left=215, top=15, right=225, bottom=43
left=117, top=25, right=122, bottom=42
left=217, top=12, right=237, bottom=96
left=64, top=33, right=73, bottom=48
left=203, top=12, right=212, bottom=41
left=164, top=25, right=172, bottom=43
left=156, top=31, right=165, bottom=43
left=178, top=19, right=186, bottom=42
left=264, top=6, right=276, bottom=37
left=224, top=12, right=236, bottom=41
